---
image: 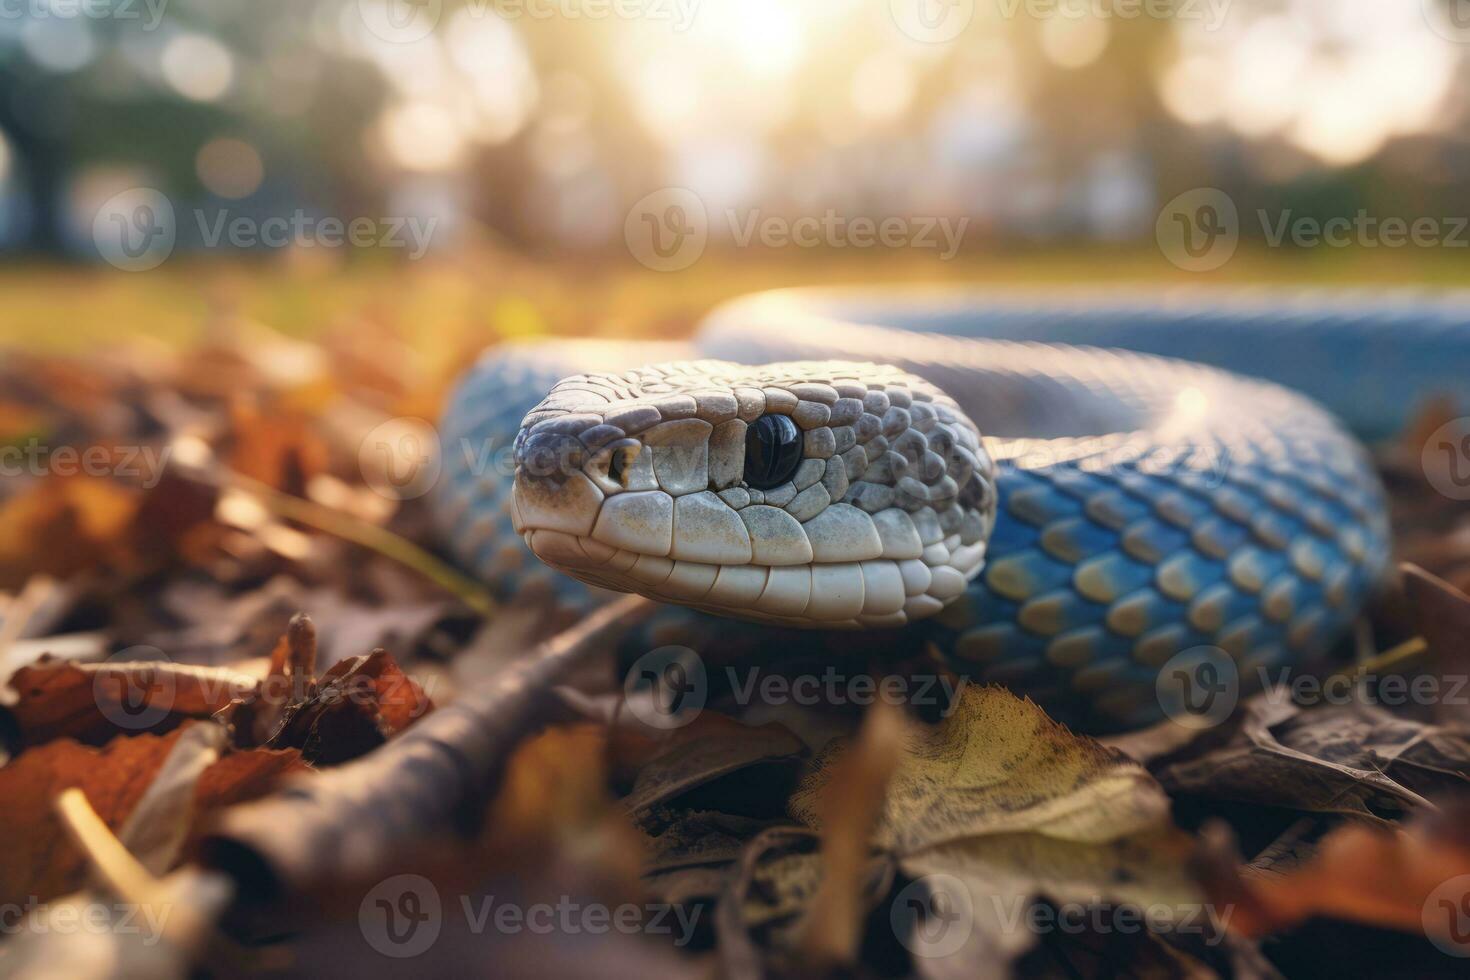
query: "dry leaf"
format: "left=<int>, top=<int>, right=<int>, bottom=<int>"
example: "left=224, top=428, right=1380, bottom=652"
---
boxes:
left=267, top=647, right=433, bottom=764
left=790, top=686, right=1204, bottom=971
left=1403, top=563, right=1470, bottom=724
left=1153, top=697, right=1470, bottom=823
left=619, top=712, right=806, bottom=819
left=3, top=657, right=260, bottom=747
left=0, top=727, right=307, bottom=904
left=1196, top=802, right=1470, bottom=947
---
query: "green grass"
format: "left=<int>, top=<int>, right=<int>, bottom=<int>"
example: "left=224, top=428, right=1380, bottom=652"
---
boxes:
left=2, top=244, right=1468, bottom=350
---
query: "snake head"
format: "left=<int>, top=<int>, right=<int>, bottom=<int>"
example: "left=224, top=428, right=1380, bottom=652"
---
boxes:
left=510, top=361, right=996, bottom=629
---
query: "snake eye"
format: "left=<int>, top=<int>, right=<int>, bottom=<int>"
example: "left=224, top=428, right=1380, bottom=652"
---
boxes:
left=744, top=414, right=802, bottom=489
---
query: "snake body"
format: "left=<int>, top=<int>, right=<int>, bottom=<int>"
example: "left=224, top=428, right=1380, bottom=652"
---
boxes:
left=434, top=288, right=1468, bottom=730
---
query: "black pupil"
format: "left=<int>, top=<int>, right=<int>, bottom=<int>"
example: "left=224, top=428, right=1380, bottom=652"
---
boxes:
left=744, top=414, right=803, bottom=489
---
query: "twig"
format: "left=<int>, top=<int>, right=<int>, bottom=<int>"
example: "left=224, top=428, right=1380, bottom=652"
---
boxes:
left=54, top=788, right=224, bottom=955
left=202, top=594, right=653, bottom=900
left=225, top=470, right=498, bottom=618
left=1325, top=636, right=1428, bottom=687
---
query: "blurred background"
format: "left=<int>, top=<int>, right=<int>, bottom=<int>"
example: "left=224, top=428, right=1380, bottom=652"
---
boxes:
left=2, top=0, right=1470, bottom=346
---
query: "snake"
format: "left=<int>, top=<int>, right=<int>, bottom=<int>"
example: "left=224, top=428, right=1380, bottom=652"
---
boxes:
left=432, top=287, right=1470, bottom=731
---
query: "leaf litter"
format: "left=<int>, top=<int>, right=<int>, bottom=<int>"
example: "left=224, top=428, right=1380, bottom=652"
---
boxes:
left=0, top=325, right=1467, bottom=977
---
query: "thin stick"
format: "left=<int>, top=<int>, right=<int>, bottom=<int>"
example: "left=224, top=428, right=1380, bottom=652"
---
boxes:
left=1326, top=636, right=1428, bottom=686
left=204, top=594, right=653, bottom=898
left=225, top=470, right=498, bottom=618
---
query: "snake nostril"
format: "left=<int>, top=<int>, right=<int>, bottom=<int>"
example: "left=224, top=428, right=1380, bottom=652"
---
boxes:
left=606, top=444, right=637, bottom=488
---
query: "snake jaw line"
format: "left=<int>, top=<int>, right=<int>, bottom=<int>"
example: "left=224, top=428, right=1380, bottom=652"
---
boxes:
left=508, top=360, right=996, bottom=629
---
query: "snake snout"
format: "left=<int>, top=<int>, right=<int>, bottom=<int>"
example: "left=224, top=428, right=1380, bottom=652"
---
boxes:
left=511, top=360, right=999, bottom=629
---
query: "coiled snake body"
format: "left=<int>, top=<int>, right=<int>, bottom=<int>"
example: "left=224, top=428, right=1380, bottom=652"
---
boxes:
left=434, top=288, right=1470, bottom=730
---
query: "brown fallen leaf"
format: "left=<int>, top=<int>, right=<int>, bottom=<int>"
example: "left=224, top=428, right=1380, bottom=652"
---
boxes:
left=618, top=712, right=806, bottom=820
left=789, top=686, right=1205, bottom=974
left=1152, top=696, right=1470, bottom=823
left=0, top=475, right=140, bottom=589
left=2, top=656, right=260, bottom=748
left=1194, top=801, right=1470, bottom=948
left=797, top=701, right=904, bottom=969
left=1403, top=563, right=1470, bottom=725
left=0, top=726, right=307, bottom=905
left=267, top=647, right=434, bottom=764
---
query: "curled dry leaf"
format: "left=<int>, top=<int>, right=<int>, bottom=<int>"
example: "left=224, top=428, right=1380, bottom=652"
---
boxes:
left=266, top=647, right=434, bottom=764
left=1153, top=697, right=1470, bottom=823
left=618, top=712, right=806, bottom=821
left=797, top=701, right=904, bottom=969
left=0, top=725, right=307, bottom=905
left=790, top=686, right=1203, bottom=971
